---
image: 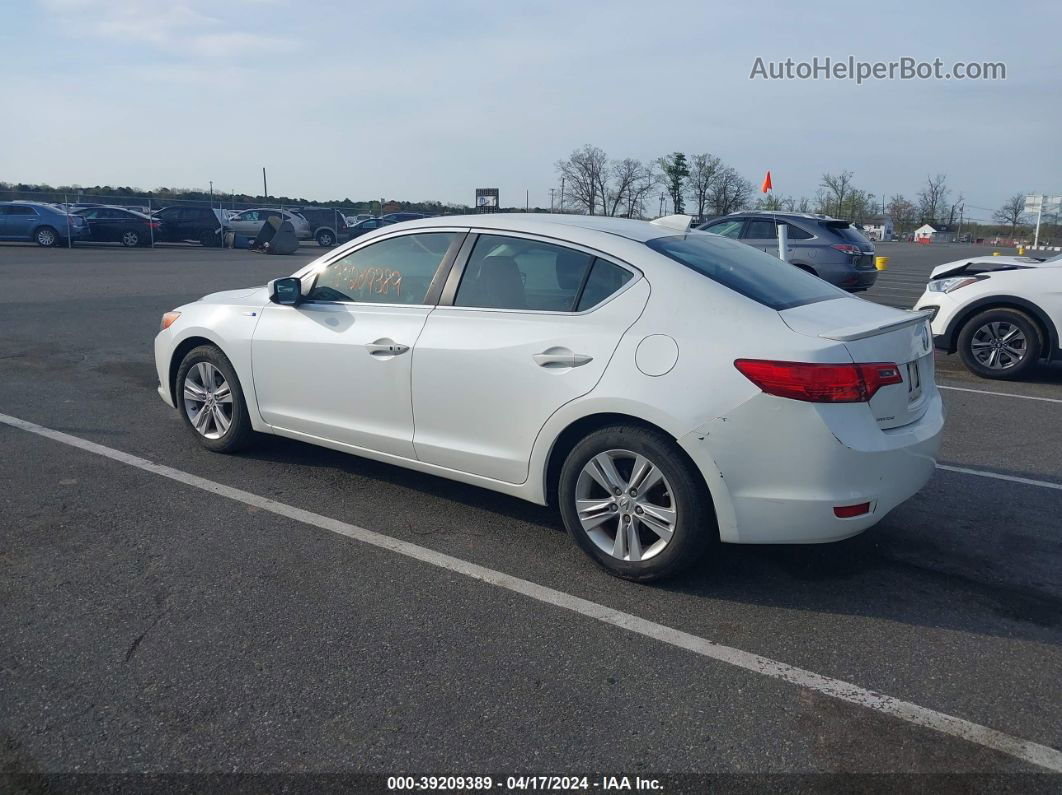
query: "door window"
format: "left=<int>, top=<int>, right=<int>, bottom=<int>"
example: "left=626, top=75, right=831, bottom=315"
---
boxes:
left=744, top=219, right=778, bottom=239
left=6, top=206, right=38, bottom=216
left=575, top=260, right=634, bottom=311
left=309, top=232, right=459, bottom=305
left=702, top=219, right=743, bottom=238
left=454, top=234, right=594, bottom=311
left=783, top=222, right=813, bottom=240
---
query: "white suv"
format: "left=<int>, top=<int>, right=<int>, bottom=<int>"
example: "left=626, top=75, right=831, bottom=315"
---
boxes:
left=914, top=253, right=1062, bottom=379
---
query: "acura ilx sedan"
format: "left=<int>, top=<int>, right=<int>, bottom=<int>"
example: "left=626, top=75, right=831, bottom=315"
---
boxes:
left=155, top=214, right=943, bottom=581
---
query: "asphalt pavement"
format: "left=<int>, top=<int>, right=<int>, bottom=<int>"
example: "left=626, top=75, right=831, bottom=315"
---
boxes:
left=1, top=240, right=1060, bottom=786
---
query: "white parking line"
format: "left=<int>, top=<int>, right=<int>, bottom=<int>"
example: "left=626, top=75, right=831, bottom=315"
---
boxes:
left=936, top=464, right=1062, bottom=491
left=2, top=410, right=1061, bottom=772
left=939, top=384, right=1062, bottom=404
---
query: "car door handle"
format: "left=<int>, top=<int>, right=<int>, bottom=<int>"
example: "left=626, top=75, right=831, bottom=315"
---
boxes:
left=365, top=338, right=409, bottom=357
left=533, top=349, right=593, bottom=368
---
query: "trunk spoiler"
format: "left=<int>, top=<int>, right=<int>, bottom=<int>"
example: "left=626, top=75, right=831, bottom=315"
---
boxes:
left=818, top=309, right=934, bottom=342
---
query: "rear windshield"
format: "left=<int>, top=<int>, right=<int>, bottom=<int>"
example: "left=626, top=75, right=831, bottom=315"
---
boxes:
left=646, top=233, right=845, bottom=310
left=821, top=220, right=870, bottom=245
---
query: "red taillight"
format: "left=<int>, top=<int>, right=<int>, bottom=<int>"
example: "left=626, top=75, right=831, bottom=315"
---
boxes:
left=734, top=359, right=903, bottom=403
left=149, top=221, right=161, bottom=229
left=834, top=502, right=871, bottom=518
left=831, top=243, right=862, bottom=256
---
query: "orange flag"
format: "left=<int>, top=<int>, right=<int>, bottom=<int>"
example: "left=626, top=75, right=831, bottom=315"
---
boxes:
left=761, top=170, right=773, bottom=193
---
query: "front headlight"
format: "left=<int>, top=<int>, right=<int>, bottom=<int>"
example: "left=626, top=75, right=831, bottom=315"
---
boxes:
left=160, top=311, right=181, bottom=331
left=927, top=275, right=984, bottom=293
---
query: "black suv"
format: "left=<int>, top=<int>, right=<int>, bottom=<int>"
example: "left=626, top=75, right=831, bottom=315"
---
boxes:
left=297, top=207, right=352, bottom=247
left=151, top=206, right=226, bottom=247
left=698, top=212, right=877, bottom=291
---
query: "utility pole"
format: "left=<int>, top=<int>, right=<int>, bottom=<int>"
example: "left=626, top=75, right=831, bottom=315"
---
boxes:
left=549, top=188, right=556, bottom=213
left=956, top=203, right=964, bottom=242
left=1034, top=196, right=1043, bottom=248
left=525, top=189, right=529, bottom=211
left=559, top=177, right=565, bottom=212
left=262, top=168, right=268, bottom=200
left=209, top=180, right=213, bottom=208
left=658, top=192, right=666, bottom=217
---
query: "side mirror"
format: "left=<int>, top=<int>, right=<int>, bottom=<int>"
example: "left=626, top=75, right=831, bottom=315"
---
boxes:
left=268, top=277, right=303, bottom=306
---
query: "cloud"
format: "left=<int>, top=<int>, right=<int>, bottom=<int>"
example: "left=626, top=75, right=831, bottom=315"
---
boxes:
left=38, top=0, right=297, bottom=58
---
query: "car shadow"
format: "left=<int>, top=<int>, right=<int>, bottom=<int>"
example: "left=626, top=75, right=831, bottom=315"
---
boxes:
left=238, top=434, right=1062, bottom=644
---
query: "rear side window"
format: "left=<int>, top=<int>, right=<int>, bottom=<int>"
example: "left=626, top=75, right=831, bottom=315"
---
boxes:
left=309, top=231, right=458, bottom=304
left=8, top=206, right=38, bottom=216
left=646, top=234, right=844, bottom=311
left=576, top=260, right=633, bottom=311
left=703, top=219, right=743, bottom=238
left=744, top=219, right=777, bottom=239
left=455, top=234, right=594, bottom=311
left=784, top=222, right=813, bottom=240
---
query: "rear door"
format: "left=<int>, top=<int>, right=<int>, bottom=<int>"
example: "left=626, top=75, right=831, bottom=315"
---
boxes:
left=411, top=232, right=648, bottom=483
left=5, top=205, right=40, bottom=238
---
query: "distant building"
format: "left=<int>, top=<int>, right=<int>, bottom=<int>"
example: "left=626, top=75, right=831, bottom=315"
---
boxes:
left=861, top=215, right=894, bottom=241
left=913, top=224, right=952, bottom=242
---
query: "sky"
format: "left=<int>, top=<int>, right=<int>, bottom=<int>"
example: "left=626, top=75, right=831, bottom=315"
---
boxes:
left=1, top=0, right=1059, bottom=221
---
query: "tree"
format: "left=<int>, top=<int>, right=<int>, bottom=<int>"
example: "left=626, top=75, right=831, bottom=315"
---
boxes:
left=917, top=174, right=950, bottom=224
left=603, top=158, right=656, bottom=218
left=819, top=170, right=854, bottom=218
left=686, top=153, right=723, bottom=219
left=708, top=166, right=752, bottom=215
left=993, top=193, right=1026, bottom=233
left=887, top=194, right=917, bottom=236
left=657, top=152, right=690, bottom=214
left=556, top=144, right=609, bottom=215
left=946, top=193, right=965, bottom=228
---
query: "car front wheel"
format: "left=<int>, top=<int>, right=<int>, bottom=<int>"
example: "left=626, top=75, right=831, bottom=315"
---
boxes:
left=957, top=308, right=1042, bottom=380
left=558, top=425, right=714, bottom=581
left=175, top=345, right=254, bottom=452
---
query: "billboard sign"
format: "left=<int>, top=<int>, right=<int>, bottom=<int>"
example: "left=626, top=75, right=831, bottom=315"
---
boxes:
left=475, top=188, right=499, bottom=212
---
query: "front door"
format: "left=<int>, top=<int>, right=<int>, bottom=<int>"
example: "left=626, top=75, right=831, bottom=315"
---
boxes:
left=251, top=229, right=465, bottom=458
left=411, top=232, right=648, bottom=483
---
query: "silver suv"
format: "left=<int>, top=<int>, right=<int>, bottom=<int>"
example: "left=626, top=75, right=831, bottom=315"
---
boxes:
left=698, top=212, right=878, bottom=291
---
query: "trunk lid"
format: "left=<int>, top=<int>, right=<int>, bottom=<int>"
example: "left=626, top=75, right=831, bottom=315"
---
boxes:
left=780, top=298, right=935, bottom=429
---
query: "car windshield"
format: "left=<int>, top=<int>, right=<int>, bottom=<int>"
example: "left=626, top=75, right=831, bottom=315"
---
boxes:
left=646, top=233, right=846, bottom=310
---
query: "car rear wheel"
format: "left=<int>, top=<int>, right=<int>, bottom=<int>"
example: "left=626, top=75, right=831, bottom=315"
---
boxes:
left=558, top=425, right=715, bottom=581
left=175, top=345, right=254, bottom=453
left=316, top=228, right=336, bottom=247
left=34, top=226, right=59, bottom=247
left=957, top=308, right=1042, bottom=380
left=121, top=229, right=141, bottom=247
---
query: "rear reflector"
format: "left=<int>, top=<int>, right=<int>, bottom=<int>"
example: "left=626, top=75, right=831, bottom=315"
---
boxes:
left=734, top=359, right=903, bottom=403
left=834, top=502, right=871, bottom=518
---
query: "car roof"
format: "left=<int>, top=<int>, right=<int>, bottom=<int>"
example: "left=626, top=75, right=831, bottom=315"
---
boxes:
left=393, top=213, right=687, bottom=243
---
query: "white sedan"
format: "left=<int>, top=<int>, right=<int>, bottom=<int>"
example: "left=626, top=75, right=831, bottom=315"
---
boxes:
left=226, top=208, right=312, bottom=240
left=914, top=253, right=1062, bottom=379
left=154, top=214, right=943, bottom=581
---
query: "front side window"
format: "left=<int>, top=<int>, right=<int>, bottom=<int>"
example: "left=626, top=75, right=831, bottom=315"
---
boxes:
left=454, top=234, right=594, bottom=311
left=646, top=234, right=844, bottom=311
left=703, top=219, right=743, bottom=239
left=309, top=232, right=459, bottom=304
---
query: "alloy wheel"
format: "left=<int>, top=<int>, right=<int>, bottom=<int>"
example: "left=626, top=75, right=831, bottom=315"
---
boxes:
left=183, top=362, right=233, bottom=439
left=122, top=230, right=140, bottom=246
left=574, top=449, right=678, bottom=562
left=37, top=228, right=56, bottom=246
left=970, top=321, right=1027, bottom=370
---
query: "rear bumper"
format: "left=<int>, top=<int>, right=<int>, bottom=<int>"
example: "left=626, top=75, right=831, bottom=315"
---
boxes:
left=678, top=391, right=943, bottom=544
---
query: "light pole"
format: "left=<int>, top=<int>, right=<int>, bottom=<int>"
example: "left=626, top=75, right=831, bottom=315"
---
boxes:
left=659, top=192, right=666, bottom=217
left=549, top=188, right=556, bottom=213
left=209, top=181, right=213, bottom=208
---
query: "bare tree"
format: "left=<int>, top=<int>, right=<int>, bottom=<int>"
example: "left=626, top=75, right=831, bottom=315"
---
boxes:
left=993, top=193, right=1026, bottom=234
left=887, top=194, right=917, bottom=236
left=946, top=193, right=965, bottom=227
left=917, top=174, right=950, bottom=224
left=604, top=158, right=642, bottom=217
left=708, top=167, right=752, bottom=215
left=819, top=170, right=855, bottom=217
left=555, top=145, right=609, bottom=215
left=685, top=153, right=723, bottom=220
left=625, top=161, right=658, bottom=219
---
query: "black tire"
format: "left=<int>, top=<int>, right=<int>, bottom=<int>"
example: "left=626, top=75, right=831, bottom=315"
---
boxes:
left=957, top=307, right=1042, bottom=380
left=34, top=225, right=59, bottom=247
left=120, top=229, right=141, bottom=247
left=558, top=425, right=715, bottom=582
left=198, top=229, right=220, bottom=247
left=174, top=345, right=254, bottom=453
left=316, top=228, right=336, bottom=247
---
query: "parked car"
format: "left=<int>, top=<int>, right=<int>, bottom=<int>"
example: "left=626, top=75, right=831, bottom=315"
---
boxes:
left=698, top=212, right=878, bottom=291
left=347, top=214, right=375, bottom=224
left=380, top=212, right=428, bottom=223
left=346, top=217, right=396, bottom=239
left=297, top=207, right=351, bottom=247
left=914, top=252, right=1062, bottom=379
left=73, top=206, right=161, bottom=247
left=154, top=213, right=942, bottom=582
left=227, top=208, right=311, bottom=241
left=151, top=206, right=227, bottom=247
left=0, top=201, right=89, bottom=246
